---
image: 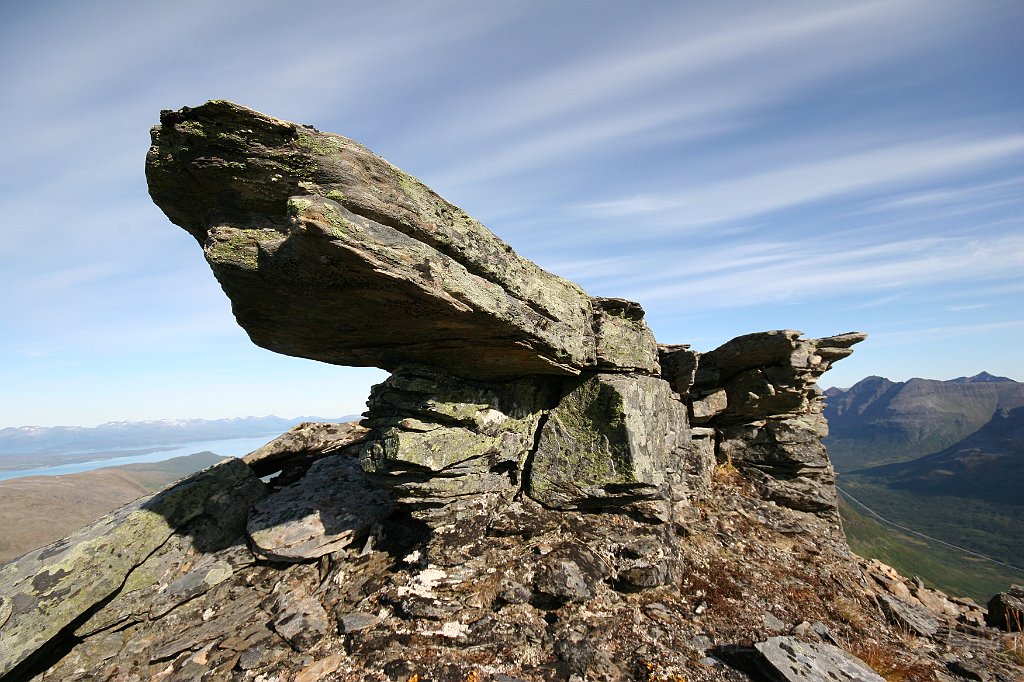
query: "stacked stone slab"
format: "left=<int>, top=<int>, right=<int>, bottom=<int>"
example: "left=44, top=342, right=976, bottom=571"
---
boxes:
left=661, top=330, right=867, bottom=515
left=146, top=101, right=862, bottom=518
left=146, top=101, right=700, bottom=514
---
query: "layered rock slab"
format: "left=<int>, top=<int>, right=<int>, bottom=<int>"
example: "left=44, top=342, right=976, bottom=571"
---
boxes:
left=662, top=330, right=867, bottom=515
left=243, top=420, right=368, bottom=477
left=0, top=458, right=265, bottom=679
left=753, top=636, right=886, bottom=682
left=247, top=453, right=391, bottom=561
left=360, top=366, right=560, bottom=502
left=146, top=101, right=668, bottom=379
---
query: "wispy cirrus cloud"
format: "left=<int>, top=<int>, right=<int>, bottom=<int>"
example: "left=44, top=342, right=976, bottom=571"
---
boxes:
left=560, top=232, right=1024, bottom=311
left=575, top=133, right=1024, bottom=229
left=425, top=0, right=970, bottom=188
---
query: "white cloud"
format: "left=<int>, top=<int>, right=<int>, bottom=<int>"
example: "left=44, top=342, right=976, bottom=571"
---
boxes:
left=440, top=1, right=931, bottom=142
left=425, top=0, right=962, bottom=187
left=574, top=133, right=1024, bottom=229
left=614, top=233, right=1024, bottom=310
left=870, top=319, right=1024, bottom=344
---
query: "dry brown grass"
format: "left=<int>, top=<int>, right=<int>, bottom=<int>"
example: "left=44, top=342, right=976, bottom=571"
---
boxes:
left=846, top=640, right=937, bottom=682
left=832, top=595, right=869, bottom=630
left=1005, top=635, right=1024, bottom=665
left=712, top=458, right=742, bottom=486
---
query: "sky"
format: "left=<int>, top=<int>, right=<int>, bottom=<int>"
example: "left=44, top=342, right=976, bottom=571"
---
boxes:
left=1, top=1, right=1022, bottom=427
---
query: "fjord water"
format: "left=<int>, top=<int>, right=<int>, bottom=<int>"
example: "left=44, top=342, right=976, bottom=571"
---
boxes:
left=0, top=435, right=274, bottom=481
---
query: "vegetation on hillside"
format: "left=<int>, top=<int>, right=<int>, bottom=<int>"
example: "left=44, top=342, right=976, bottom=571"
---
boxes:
left=839, top=493, right=1024, bottom=602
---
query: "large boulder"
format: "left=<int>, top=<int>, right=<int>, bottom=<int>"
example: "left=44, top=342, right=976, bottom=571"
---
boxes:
left=147, top=101, right=659, bottom=379
left=986, top=584, right=1024, bottom=631
left=528, top=373, right=690, bottom=510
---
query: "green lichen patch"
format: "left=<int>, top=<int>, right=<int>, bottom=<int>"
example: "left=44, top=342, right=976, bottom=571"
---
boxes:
left=527, top=373, right=687, bottom=509
left=204, top=226, right=264, bottom=271
left=295, top=131, right=338, bottom=155
left=174, top=120, right=207, bottom=137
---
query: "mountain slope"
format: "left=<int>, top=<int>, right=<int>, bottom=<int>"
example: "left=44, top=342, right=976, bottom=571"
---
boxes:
left=0, top=452, right=227, bottom=563
left=824, top=373, right=1024, bottom=471
left=838, top=494, right=1024, bottom=602
left=856, top=405, right=1024, bottom=506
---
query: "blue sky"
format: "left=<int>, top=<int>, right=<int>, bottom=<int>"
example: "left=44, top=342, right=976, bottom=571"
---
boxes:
left=1, top=1, right=1021, bottom=427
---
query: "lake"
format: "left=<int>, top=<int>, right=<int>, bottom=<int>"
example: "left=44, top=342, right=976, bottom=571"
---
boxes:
left=0, top=435, right=277, bottom=481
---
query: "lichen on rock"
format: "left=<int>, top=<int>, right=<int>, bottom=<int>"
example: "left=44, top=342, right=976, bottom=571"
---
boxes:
left=528, top=373, right=689, bottom=511
left=8, top=101, right=1013, bottom=682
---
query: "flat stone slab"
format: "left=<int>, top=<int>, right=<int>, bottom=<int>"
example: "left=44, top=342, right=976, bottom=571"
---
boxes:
left=147, top=100, right=646, bottom=379
left=754, top=636, right=886, bottom=682
left=243, top=420, right=368, bottom=477
left=877, top=593, right=939, bottom=637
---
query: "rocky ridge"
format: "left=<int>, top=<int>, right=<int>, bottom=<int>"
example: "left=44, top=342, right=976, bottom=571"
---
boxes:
left=0, top=102, right=1020, bottom=681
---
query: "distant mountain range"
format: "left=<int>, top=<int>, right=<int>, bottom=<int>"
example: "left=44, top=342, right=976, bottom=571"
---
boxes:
left=824, top=372, right=1024, bottom=592
left=0, top=415, right=357, bottom=456
left=824, top=372, right=1024, bottom=472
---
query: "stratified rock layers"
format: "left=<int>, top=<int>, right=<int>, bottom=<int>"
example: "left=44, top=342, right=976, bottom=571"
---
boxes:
left=145, top=100, right=865, bottom=519
left=666, top=330, right=867, bottom=514
left=147, top=101, right=662, bottom=379
left=0, top=100, right=940, bottom=681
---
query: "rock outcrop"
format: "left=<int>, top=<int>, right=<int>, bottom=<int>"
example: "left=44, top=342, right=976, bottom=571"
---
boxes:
left=0, top=458, right=265, bottom=679
left=146, top=100, right=661, bottom=379
left=987, top=585, right=1024, bottom=631
left=666, top=330, right=868, bottom=515
left=1, top=101, right=1020, bottom=681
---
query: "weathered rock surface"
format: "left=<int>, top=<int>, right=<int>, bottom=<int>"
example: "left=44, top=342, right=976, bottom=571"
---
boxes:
left=0, top=458, right=264, bottom=679
left=592, top=298, right=660, bottom=374
left=247, top=451, right=391, bottom=561
left=147, top=101, right=664, bottom=379
left=753, top=636, right=886, bottom=682
left=987, top=584, right=1024, bottom=631
left=243, top=420, right=368, bottom=477
left=658, top=344, right=699, bottom=397
left=691, top=330, right=865, bottom=424
left=683, top=330, right=867, bottom=515
left=2, top=439, right=1021, bottom=681
left=528, top=373, right=690, bottom=511
left=876, top=593, right=940, bottom=637
left=360, top=365, right=558, bottom=502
